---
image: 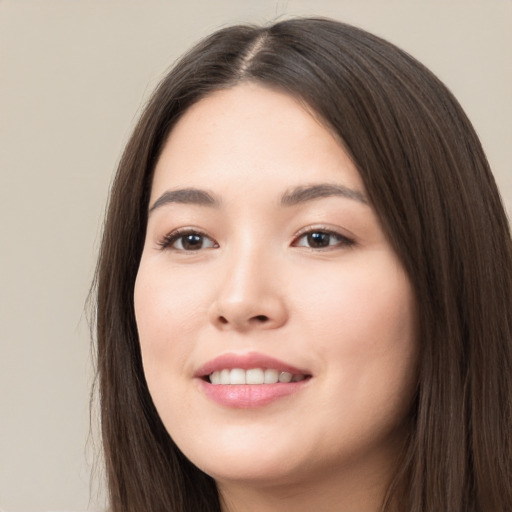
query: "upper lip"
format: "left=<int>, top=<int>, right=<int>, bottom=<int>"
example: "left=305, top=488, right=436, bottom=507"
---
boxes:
left=195, top=351, right=311, bottom=378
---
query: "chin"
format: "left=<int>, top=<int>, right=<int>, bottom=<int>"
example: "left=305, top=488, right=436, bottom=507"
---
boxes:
left=175, top=428, right=311, bottom=486
left=198, top=455, right=310, bottom=489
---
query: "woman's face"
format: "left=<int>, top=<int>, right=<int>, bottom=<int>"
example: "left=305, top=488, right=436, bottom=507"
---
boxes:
left=134, top=83, right=418, bottom=490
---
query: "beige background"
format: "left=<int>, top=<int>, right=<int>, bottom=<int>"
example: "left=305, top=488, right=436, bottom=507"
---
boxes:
left=0, top=1, right=510, bottom=510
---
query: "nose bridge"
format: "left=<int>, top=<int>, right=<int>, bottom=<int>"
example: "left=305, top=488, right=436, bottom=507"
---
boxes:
left=209, top=233, right=287, bottom=330
left=226, top=238, right=269, bottom=297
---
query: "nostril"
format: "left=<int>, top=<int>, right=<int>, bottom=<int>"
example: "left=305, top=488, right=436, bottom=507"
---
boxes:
left=218, top=316, right=229, bottom=324
left=252, top=315, right=269, bottom=323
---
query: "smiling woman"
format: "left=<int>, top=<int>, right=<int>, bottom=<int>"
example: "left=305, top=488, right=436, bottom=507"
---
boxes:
left=93, top=17, right=512, bottom=512
left=134, top=85, right=418, bottom=504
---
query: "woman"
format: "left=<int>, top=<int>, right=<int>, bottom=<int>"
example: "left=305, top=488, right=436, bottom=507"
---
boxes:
left=94, top=17, right=512, bottom=512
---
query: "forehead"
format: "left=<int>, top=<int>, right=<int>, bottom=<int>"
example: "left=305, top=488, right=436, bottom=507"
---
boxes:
left=151, top=83, right=364, bottom=200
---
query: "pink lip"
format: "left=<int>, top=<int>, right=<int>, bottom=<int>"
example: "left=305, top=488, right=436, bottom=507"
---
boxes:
left=195, top=351, right=309, bottom=377
left=195, top=352, right=312, bottom=409
left=198, top=380, right=309, bottom=408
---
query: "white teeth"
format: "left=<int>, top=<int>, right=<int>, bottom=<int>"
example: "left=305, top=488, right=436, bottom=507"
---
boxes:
left=230, top=368, right=246, bottom=384
left=278, top=372, right=292, bottom=383
left=209, top=368, right=307, bottom=385
left=246, top=368, right=264, bottom=384
left=220, top=369, right=230, bottom=385
left=264, top=368, right=279, bottom=384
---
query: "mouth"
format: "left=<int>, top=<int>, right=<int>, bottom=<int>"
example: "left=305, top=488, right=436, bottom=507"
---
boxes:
left=195, top=352, right=312, bottom=407
left=206, top=368, right=310, bottom=385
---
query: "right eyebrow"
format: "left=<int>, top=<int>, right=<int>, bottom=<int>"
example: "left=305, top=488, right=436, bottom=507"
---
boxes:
left=148, top=188, right=220, bottom=215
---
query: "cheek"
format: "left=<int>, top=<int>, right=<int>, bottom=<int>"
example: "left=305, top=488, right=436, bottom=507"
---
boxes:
left=299, top=257, right=414, bottom=342
left=134, top=266, right=193, bottom=388
left=295, top=254, right=418, bottom=407
left=133, top=266, right=204, bottom=426
left=134, top=264, right=207, bottom=351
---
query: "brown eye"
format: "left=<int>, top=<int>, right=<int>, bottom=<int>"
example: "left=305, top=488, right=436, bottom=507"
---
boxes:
left=306, top=232, right=332, bottom=248
left=177, top=234, right=206, bottom=250
left=294, top=230, right=354, bottom=249
left=162, top=230, right=217, bottom=251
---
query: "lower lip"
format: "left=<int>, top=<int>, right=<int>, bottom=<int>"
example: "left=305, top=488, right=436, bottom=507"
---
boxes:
left=198, top=379, right=309, bottom=408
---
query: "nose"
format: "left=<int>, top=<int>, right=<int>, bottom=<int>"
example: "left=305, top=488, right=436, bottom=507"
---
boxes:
left=208, top=249, right=288, bottom=332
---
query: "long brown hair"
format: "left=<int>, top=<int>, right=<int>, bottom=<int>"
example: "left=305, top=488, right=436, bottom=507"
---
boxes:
left=93, top=17, right=512, bottom=511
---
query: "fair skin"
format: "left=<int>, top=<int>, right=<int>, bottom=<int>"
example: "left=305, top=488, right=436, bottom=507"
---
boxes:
left=134, top=83, right=418, bottom=512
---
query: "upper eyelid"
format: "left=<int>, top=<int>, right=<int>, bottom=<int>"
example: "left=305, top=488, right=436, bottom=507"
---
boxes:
left=292, top=225, right=354, bottom=240
left=295, top=230, right=342, bottom=241
left=294, top=226, right=340, bottom=236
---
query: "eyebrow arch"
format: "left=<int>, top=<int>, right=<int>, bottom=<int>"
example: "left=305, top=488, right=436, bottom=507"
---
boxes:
left=281, top=183, right=368, bottom=206
left=148, top=188, right=220, bottom=214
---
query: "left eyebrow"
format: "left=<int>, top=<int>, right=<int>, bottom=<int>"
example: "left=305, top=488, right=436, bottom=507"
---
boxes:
left=280, top=183, right=368, bottom=206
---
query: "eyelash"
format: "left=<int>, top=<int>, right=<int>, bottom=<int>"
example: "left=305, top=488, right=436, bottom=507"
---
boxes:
left=292, top=227, right=355, bottom=250
left=157, top=226, right=355, bottom=252
left=157, top=228, right=218, bottom=251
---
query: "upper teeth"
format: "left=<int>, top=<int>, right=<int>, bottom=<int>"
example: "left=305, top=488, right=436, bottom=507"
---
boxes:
left=209, top=368, right=306, bottom=385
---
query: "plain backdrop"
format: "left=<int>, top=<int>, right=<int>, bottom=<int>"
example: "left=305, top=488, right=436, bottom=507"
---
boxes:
left=0, top=1, right=511, bottom=510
